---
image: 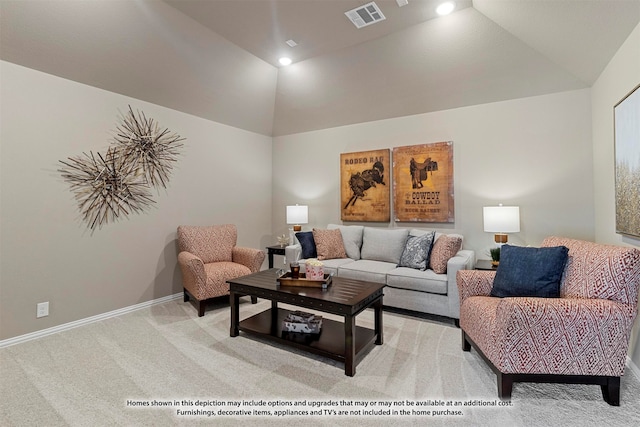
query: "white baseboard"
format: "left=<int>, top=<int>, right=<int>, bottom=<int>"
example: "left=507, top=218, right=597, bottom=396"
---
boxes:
left=0, top=293, right=182, bottom=349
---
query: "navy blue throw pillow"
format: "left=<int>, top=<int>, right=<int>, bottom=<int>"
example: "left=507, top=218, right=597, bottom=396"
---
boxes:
left=296, top=231, right=317, bottom=259
left=490, top=245, right=569, bottom=298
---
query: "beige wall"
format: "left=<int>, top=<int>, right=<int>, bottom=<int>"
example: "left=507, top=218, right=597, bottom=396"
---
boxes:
left=591, top=22, right=640, bottom=368
left=0, top=61, right=273, bottom=340
left=272, top=88, right=594, bottom=260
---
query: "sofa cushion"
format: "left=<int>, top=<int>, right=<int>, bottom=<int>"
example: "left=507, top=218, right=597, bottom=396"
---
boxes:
left=328, top=224, right=364, bottom=260
left=398, top=231, right=436, bottom=270
left=295, top=231, right=317, bottom=259
left=361, top=227, right=409, bottom=264
left=490, top=244, right=569, bottom=298
left=429, top=234, right=462, bottom=274
left=313, top=228, right=347, bottom=260
left=386, top=267, right=448, bottom=294
left=338, top=260, right=397, bottom=284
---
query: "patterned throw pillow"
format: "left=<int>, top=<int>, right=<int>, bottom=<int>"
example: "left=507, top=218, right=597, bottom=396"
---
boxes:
left=429, top=235, right=462, bottom=274
left=312, top=228, right=347, bottom=260
left=490, top=245, right=569, bottom=298
left=295, top=231, right=317, bottom=259
left=327, top=224, right=363, bottom=260
left=398, top=231, right=436, bottom=270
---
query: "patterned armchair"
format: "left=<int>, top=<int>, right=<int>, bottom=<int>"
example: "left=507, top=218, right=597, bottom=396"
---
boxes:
left=457, top=236, right=640, bottom=405
left=177, top=224, right=265, bottom=316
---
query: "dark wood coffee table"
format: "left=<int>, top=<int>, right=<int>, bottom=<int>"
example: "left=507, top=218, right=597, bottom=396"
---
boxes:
left=228, top=269, right=384, bottom=376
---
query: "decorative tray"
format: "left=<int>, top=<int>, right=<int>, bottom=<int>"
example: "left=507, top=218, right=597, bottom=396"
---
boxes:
left=277, top=272, right=333, bottom=288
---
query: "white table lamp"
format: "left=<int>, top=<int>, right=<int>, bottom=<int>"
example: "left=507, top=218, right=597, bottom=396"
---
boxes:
left=483, top=205, right=520, bottom=244
left=286, top=205, right=308, bottom=244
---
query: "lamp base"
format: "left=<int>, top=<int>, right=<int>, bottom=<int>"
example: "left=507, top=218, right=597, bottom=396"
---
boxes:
left=494, top=233, right=508, bottom=244
left=293, top=225, right=302, bottom=232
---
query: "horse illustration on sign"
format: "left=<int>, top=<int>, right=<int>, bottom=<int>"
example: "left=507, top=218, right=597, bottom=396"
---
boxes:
left=344, top=161, right=385, bottom=209
left=340, top=149, right=390, bottom=222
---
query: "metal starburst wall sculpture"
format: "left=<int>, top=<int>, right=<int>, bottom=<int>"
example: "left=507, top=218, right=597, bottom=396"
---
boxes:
left=58, top=107, right=184, bottom=231
left=112, top=106, right=184, bottom=189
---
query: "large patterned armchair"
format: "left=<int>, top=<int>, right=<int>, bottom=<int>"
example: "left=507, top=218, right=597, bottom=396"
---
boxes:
left=457, top=236, right=640, bottom=405
left=177, top=224, right=265, bottom=316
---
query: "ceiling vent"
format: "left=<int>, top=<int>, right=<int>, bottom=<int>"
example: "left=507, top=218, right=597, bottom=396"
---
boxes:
left=345, top=2, right=386, bottom=29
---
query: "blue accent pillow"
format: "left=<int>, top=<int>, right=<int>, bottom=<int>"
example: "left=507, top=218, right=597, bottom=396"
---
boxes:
left=490, top=244, right=569, bottom=298
left=398, top=231, right=436, bottom=270
left=296, top=231, right=317, bottom=259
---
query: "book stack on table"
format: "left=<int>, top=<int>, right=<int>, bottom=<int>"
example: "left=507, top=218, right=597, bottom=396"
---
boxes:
left=282, top=310, right=323, bottom=334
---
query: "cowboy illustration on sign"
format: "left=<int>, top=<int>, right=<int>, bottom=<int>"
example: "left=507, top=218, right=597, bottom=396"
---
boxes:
left=341, top=149, right=390, bottom=222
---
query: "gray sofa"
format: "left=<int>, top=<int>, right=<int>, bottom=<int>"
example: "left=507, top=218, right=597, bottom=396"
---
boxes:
left=285, top=224, right=475, bottom=320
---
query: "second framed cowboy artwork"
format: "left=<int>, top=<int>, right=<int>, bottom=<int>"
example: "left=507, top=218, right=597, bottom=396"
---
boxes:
left=393, top=141, right=454, bottom=223
left=340, top=142, right=454, bottom=223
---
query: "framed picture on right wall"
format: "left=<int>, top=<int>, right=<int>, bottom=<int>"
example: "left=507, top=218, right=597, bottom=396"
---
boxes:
left=614, top=83, right=640, bottom=238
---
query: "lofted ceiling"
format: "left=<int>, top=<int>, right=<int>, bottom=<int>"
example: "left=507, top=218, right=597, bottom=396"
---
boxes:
left=164, top=0, right=474, bottom=67
left=2, top=1, right=639, bottom=136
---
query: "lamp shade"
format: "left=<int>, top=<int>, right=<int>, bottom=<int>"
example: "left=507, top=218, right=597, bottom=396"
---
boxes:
left=286, top=205, right=308, bottom=225
left=483, top=206, right=520, bottom=233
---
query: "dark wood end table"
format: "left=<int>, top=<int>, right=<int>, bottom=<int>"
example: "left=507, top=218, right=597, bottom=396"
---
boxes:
left=266, top=245, right=286, bottom=268
left=228, top=269, right=384, bottom=376
left=475, top=259, right=498, bottom=271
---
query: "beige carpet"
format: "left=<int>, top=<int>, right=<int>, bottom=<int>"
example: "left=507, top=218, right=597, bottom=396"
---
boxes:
left=1, top=298, right=639, bottom=426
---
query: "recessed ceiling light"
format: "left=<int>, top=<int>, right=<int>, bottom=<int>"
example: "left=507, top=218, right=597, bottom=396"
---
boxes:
left=285, top=39, right=297, bottom=48
left=436, top=1, right=455, bottom=16
left=279, top=57, right=292, bottom=66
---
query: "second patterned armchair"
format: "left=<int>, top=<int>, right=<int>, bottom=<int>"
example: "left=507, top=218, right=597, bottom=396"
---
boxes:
left=457, top=236, right=640, bottom=405
left=177, top=224, right=265, bottom=316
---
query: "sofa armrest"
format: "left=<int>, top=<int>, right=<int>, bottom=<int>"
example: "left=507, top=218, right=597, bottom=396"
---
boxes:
left=446, top=249, right=475, bottom=318
left=448, top=249, right=475, bottom=271
left=457, top=270, right=496, bottom=302
left=285, top=244, right=302, bottom=265
left=177, top=251, right=207, bottom=299
left=232, top=247, right=265, bottom=272
left=494, top=297, right=636, bottom=376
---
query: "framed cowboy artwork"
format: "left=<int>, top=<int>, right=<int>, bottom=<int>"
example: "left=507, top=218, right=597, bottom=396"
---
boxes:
left=340, top=149, right=390, bottom=222
left=393, top=141, right=454, bottom=223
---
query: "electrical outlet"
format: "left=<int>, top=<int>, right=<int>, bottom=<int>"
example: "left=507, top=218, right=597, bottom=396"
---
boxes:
left=36, top=302, right=49, bottom=318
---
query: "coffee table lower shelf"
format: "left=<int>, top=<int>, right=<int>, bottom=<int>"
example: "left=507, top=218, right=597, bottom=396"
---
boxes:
left=239, top=307, right=377, bottom=367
